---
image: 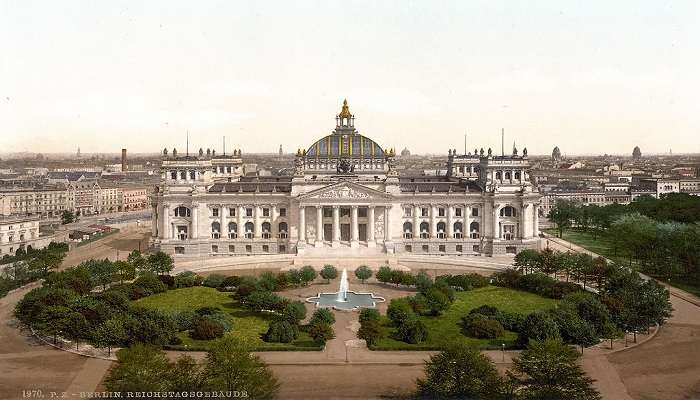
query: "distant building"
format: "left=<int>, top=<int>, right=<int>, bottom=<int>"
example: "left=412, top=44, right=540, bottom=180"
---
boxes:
left=0, top=215, right=40, bottom=257
left=552, top=146, right=562, bottom=161
left=633, top=146, right=642, bottom=160
left=400, top=148, right=411, bottom=157
left=279, top=145, right=283, bottom=156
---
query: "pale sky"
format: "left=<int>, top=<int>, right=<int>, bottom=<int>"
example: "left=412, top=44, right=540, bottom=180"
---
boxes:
left=1, top=1, right=698, bottom=155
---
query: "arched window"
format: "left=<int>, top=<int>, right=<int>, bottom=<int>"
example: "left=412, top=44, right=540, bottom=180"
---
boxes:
left=211, top=222, right=220, bottom=239
left=470, top=221, right=480, bottom=239
left=453, top=222, right=463, bottom=239
left=515, top=171, right=521, bottom=180
left=179, top=171, right=186, bottom=180
left=500, top=206, right=517, bottom=217
left=174, top=206, right=191, bottom=217
left=505, top=171, right=511, bottom=180
left=496, top=171, right=502, bottom=180
left=278, top=222, right=288, bottom=238
left=262, top=222, right=272, bottom=239
left=403, top=222, right=413, bottom=239
left=436, top=222, right=446, bottom=238
left=228, top=222, right=237, bottom=239
left=419, top=222, right=430, bottom=239
left=244, top=222, right=254, bottom=239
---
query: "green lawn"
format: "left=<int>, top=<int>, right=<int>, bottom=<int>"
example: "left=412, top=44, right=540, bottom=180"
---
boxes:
left=133, top=286, right=321, bottom=351
left=373, top=286, right=557, bottom=350
left=545, top=228, right=700, bottom=297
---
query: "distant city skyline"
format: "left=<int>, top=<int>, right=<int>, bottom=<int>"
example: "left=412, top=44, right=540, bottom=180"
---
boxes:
left=1, top=1, right=698, bottom=155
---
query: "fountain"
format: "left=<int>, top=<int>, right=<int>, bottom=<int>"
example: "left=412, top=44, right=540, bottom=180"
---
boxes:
left=306, top=268, right=385, bottom=311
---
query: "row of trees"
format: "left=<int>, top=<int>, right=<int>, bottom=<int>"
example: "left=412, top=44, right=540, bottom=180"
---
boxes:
left=105, top=337, right=279, bottom=399
left=0, top=242, right=68, bottom=297
left=548, top=195, right=700, bottom=284
left=417, top=339, right=601, bottom=400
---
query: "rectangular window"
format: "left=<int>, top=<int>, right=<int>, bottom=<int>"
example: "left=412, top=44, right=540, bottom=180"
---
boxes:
left=229, top=208, right=236, bottom=217
left=246, top=208, right=253, bottom=217
left=212, top=208, right=219, bottom=217
left=456, top=245, right=463, bottom=253
left=439, top=245, right=446, bottom=253
left=245, top=245, right=252, bottom=253
left=279, top=208, right=287, bottom=217
left=472, top=207, right=479, bottom=217
left=473, top=244, right=480, bottom=252
left=422, top=244, right=429, bottom=253
left=211, top=245, right=218, bottom=253
left=323, top=208, right=332, bottom=218
left=404, top=207, right=412, bottom=217
left=421, top=208, right=429, bottom=217
left=263, top=208, right=270, bottom=217
left=174, top=246, right=185, bottom=254
left=262, top=245, right=269, bottom=253
left=455, top=208, right=462, bottom=217
left=279, top=245, right=286, bottom=253
left=358, top=208, right=367, bottom=218
left=438, top=208, right=445, bottom=217
left=228, top=245, right=235, bottom=252
left=405, top=245, right=412, bottom=253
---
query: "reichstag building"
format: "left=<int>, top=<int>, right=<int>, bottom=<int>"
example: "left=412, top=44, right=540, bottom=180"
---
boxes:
left=152, top=100, right=541, bottom=257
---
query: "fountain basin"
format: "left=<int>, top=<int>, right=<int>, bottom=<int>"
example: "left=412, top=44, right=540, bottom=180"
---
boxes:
left=306, top=291, right=385, bottom=311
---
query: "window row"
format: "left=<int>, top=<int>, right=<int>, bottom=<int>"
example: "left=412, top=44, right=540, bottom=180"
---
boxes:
left=210, top=222, right=289, bottom=239
left=174, top=244, right=287, bottom=255
left=173, top=206, right=287, bottom=218
left=403, top=206, right=480, bottom=218
left=401, top=221, right=481, bottom=239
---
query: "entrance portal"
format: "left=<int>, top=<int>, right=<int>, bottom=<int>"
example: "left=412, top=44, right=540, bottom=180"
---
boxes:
left=324, top=224, right=332, bottom=242
left=358, top=223, right=367, bottom=242
left=340, top=224, right=350, bottom=241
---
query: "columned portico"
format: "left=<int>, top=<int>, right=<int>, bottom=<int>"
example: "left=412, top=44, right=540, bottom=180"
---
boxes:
left=367, top=206, right=376, bottom=247
left=350, top=206, right=359, bottom=248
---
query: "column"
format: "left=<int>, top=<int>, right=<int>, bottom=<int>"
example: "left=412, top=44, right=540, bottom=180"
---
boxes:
left=533, top=204, right=539, bottom=237
left=384, top=205, right=393, bottom=241
left=368, top=206, right=376, bottom=246
left=221, top=205, right=227, bottom=239
left=520, top=203, right=528, bottom=239
left=350, top=205, right=359, bottom=247
left=413, top=205, right=420, bottom=239
left=493, top=204, right=500, bottom=240
left=191, top=203, right=199, bottom=239
left=465, top=205, right=471, bottom=239
left=315, top=206, right=324, bottom=247
left=430, top=206, right=438, bottom=238
left=162, top=204, right=170, bottom=240
left=254, top=205, right=261, bottom=238
left=332, top=205, right=340, bottom=247
left=298, top=205, right=306, bottom=242
left=237, top=206, right=244, bottom=239
left=446, top=205, right=454, bottom=239
left=271, top=205, right=278, bottom=238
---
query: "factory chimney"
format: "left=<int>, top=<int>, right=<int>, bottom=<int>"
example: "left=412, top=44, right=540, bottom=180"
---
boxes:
left=121, top=149, right=127, bottom=172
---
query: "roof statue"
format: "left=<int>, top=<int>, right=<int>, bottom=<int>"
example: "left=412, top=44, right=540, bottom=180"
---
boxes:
left=338, top=98, right=353, bottom=119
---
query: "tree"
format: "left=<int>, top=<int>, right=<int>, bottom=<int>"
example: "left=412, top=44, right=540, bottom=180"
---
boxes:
left=203, top=336, right=279, bottom=398
left=35, top=305, right=72, bottom=344
left=359, top=308, right=380, bottom=324
left=423, top=287, right=451, bottom=316
left=146, top=251, right=174, bottom=275
left=309, top=322, right=335, bottom=343
left=61, top=210, right=76, bottom=225
left=320, top=265, right=337, bottom=283
left=264, top=319, right=298, bottom=343
left=517, top=311, right=561, bottom=346
left=376, top=265, right=392, bottom=284
left=309, top=308, right=335, bottom=326
left=415, top=271, right=433, bottom=293
left=358, top=318, right=383, bottom=346
left=396, top=315, right=428, bottom=344
left=166, top=355, right=206, bottom=391
left=509, top=339, right=601, bottom=400
left=600, top=322, right=623, bottom=349
left=387, top=298, right=415, bottom=326
left=300, top=265, right=317, bottom=286
left=515, top=249, right=540, bottom=274
left=113, top=260, right=136, bottom=284
left=417, top=343, right=505, bottom=400
left=281, top=300, right=307, bottom=323
left=354, top=265, right=372, bottom=283
left=105, top=344, right=171, bottom=392
left=93, top=318, right=128, bottom=356
left=548, top=200, right=578, bottom=237
left=127, top=250, right=147, bottom=273
left=63, top=311, right=91, bottom=351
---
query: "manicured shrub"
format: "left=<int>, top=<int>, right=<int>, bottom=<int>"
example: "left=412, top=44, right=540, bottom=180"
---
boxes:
left=493, top=311, right=526, bottom=332
left=281, top=300, right=307, bottom=323
left=462, top=314, right=505, bottom=339
left=442, top=273, right=490, bottom=291
left=423, top=287, right=451, bottom=316
left=203, top=274, right=226, bottom=288
left=354, top=265, right=372, bottom=283
left=396, top=316, right=428, bottom=344
left=547, top=281, right=582, bottom=300
left=172, top=311, right=197, bottom=331
left=264, top=319, right=298, bottom=343
left=387, top=298, right=415, bottom=325
left=157, top=274, right=175, bottom=289
left=300, top=266, right=317, bottom=286
left=221, top=275, right=241, bottom=288
left=309, top=308, right=335, bottom=326
left=190, top=317, right=224, bottom=340
left=174, top=271, right=203, bottom=288
left=320, top=265, right=338, bottom=283
left=517, top=311, right=561, bottom=346
left=359, top=308, right=380, bottom=324
left=358, top=319, right=383, bottom=346
left=469, top=305, right=499, bottom=317
left=257, top=272, right=279, bottom=291
left=376, top=266, right=392, bottom=284
left=133, top=273, right=167, bottom=295
left=308, top=322, right=335, bottom=343
left=244, top=291, right=283, bottom=312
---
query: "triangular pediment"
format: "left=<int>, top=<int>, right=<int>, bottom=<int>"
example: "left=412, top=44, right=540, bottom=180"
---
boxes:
left=298, top=180, right=393, bottom=201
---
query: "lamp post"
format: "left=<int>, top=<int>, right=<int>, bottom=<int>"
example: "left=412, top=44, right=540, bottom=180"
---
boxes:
left=501, top=343, right=505, bottom=362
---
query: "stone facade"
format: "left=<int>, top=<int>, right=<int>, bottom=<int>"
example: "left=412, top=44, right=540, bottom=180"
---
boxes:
left=153, top=101, right=542, bottom=258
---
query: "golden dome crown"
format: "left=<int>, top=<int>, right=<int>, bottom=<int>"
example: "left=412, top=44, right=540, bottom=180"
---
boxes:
left=338, top=99, right=353, bottom=119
